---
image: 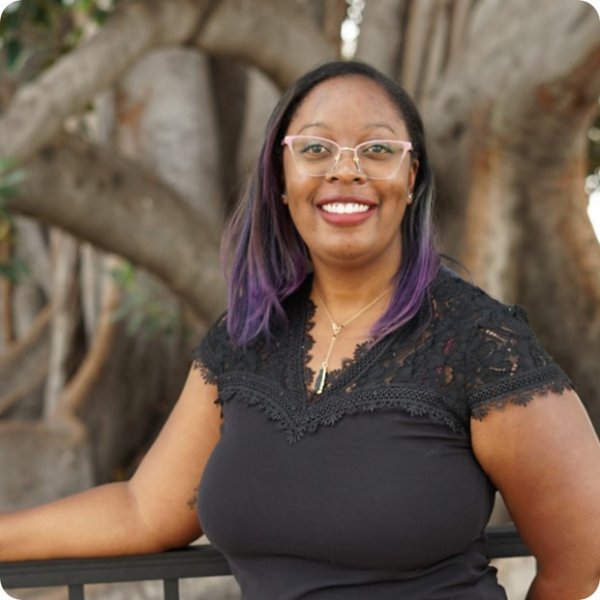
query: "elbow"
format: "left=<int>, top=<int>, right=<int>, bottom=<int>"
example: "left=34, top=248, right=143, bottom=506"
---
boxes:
left=579, top=575, right=600, bottom=600
left=533, top=562, right=600, bottom=600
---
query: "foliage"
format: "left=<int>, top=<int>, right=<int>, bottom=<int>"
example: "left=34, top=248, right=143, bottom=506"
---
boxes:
left=0, top=158, right=24, bottom=194
left=0, top=160, right=28, bottom=283
left=0, top=0, right=119, bottom=74
left=110, top=261, right=183, bottom=337
left=589, top=113, right=600, bottom=175
left=0, top=253, right=28, bottom=283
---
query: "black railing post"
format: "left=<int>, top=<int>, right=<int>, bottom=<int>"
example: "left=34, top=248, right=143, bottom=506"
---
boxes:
left=163, top=578, right=179, bottom=600
left=68, top=583, right=85, bottom=600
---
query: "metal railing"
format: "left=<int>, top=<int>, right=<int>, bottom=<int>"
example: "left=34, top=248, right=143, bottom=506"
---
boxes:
left=0, top=525, right=531, bottom=600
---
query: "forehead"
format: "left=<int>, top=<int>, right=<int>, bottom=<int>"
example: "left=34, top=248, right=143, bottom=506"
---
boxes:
left=287, top=75, right=406, bottom=134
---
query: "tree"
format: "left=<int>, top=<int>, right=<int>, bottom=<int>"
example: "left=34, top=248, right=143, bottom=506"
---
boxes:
left=0, top=0, right=598, bottom=510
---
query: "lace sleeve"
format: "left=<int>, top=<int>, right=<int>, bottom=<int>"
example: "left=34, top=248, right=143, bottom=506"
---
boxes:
left=465, top=301, right=574, bottom=420
left=191, top=315, right=228, bottom=386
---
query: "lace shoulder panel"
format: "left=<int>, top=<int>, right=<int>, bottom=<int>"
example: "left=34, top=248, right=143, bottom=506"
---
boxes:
left=191, top=314, right=229, bottom=386
left=456, top=283, right=574, bottom=419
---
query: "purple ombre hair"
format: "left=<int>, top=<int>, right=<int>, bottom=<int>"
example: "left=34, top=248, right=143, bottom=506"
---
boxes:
left=221, top=61, right=440, bottom=346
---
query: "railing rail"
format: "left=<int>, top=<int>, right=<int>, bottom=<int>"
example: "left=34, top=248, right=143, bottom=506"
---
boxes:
left=0, top=525, right=531, bottom=600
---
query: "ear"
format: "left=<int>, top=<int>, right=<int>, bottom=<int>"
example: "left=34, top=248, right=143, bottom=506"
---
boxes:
left=408, top=159, right=419, bottom=193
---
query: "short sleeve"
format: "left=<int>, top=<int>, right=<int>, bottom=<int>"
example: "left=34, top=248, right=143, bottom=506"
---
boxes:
left=191, top=315, right=229, bottom=386
left=465, top=302, right=574, bottom=420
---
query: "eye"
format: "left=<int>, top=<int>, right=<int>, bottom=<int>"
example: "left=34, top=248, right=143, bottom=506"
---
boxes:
left=300, top=142, right=331, bottom=156
left=361, top=142, right=394, bottom=155
left=296, top=139, right=335, bottom=161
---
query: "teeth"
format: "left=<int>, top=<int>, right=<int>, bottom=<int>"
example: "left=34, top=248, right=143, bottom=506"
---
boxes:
left=321, top=203, right=370, bottom=214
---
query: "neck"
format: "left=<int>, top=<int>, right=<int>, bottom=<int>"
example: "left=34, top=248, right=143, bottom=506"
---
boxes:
left=313, top=282, right=393, bottom=328
left=312, top=262, right=396, bottom=314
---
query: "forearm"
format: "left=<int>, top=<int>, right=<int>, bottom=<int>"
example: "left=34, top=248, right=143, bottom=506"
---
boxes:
left=0, top=482, right=165, bottom=562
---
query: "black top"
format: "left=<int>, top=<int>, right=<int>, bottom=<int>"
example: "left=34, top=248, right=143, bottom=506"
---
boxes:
left=192, top=268, right=572, bottom=599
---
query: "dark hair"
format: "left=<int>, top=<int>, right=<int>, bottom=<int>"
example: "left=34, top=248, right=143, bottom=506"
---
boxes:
left=222, top=60, right=439, bottom=346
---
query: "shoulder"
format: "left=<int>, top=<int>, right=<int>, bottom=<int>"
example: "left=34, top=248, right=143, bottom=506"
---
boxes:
left=429, top=267, right=573, bottom=415
left=191, top=278, right=310, bottom=382
left=430, top=267, right=529, bottom=333
left=191, top=313, right=232, bottom=384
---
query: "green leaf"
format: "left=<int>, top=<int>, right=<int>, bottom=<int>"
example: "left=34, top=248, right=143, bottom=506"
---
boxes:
left=0, top=256, right=29, bottom=283
left=5, top=37, right=22, bottom=69
left=0, top=168, right=25, bottom=199
left=78, top=0, right=92, bottom=12
left=91, top=7, right=109, bottom=24
left=110, top=261, right=135, bottom=286
left=0, top=158, right=17, bottom=173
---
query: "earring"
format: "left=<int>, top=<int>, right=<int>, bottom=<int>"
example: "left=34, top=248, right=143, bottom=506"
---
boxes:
left=408, top=191, right=414, bottom=203
left=281, top=193, right=287, bottom=204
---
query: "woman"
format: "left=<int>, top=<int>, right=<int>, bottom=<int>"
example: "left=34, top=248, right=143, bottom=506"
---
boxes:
left=1, top=61, right=599, bottom=600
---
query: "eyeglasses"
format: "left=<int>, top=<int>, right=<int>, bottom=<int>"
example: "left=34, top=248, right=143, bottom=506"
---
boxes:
left=282, top=135, right=413, bottom=180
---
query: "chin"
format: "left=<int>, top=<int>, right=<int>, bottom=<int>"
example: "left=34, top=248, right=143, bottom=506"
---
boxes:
left=317, top=245, right=376, bottom=266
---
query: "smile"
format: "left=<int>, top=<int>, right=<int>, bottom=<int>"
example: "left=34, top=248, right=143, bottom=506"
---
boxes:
left=320, top=202, right=371, bottom=214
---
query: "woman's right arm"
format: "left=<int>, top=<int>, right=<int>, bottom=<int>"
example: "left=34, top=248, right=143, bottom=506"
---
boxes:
left=0, top=366, right=221, bottom=562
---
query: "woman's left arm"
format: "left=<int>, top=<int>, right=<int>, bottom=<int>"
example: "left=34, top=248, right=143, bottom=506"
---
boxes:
left=472, top=389, right=600, bottom=600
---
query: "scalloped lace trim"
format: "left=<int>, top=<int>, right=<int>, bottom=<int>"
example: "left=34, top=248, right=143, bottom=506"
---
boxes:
left=470, top=367, right=573, bottom=420
left=217, top=373, right=467, bottom=443
left=192, top=357, right=217, bottom=386
left=190, top=271, right=576, bottom=443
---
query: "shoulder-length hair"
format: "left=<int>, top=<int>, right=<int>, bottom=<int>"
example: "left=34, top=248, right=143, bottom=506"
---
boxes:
left=222, top=60, right=439, bottom=346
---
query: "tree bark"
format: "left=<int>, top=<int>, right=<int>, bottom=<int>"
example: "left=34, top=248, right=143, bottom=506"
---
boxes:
left=425, top=0, right=600, bottom=426
left=195, top=0, right=336, bottom=89
left=0, top=305, right=51, bottom=419
left=237, top=67, right=281, bottom=180
left=115, top=48, right=224, bottom=232
left=7, top=135, right=226, bottom=322
left=209, top=56, right=249, bottom=211
left=43, top=231, right=80, bottom=424
left=355, top=0, right=407, bottom=78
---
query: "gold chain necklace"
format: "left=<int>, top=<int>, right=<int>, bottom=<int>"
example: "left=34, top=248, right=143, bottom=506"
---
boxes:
left=313, top=286, right=391, bottom=395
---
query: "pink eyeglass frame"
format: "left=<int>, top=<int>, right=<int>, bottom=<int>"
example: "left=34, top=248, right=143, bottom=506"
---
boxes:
left=281, top=135, right=413, bottom=179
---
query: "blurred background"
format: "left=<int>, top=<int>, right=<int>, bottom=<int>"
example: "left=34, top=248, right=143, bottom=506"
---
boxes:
left=0, top=0, right=599, bottom=598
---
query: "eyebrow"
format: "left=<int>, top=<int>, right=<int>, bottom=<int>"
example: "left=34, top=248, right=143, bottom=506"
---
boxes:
left=296, top=121, right=399, bottom=135
left=365, top=122, right=398, bottom=134
left=297, top=122, right=326, bottom=134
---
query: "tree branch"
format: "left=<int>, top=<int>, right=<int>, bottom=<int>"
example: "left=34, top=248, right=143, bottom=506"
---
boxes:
left=0, top=304, right=51, bottom=417
left=195, top=0, right=336, bottom=89
left=355, top=0, right=407, bottom=78
left=0, top=0, right=213, bottom=165
left=426, top=0, right=600, bottom=258
left=6, top=135, right=225, bottom=322
left=55, top=257, right=122, bottom=421
left=426, top=0, right=600, bottom=137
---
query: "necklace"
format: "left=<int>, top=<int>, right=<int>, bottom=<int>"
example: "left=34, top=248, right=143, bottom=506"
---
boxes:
left=313, top=286, right=391, bottom=395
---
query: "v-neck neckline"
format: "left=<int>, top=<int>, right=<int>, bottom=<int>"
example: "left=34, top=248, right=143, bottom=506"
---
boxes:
left=292, top=275, right=392, bottom=407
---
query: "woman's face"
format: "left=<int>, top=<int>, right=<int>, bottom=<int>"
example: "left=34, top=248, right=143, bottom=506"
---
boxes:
left=282, top=75, right=418, bottom=274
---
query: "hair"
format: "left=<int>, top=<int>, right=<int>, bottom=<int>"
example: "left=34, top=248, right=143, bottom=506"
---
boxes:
left=221, top=60, right=440, bottom=346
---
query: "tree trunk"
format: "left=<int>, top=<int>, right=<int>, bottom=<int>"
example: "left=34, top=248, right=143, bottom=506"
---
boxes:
left=425, top=0, right=600, bottom=426
left=115, top=47, right=224, bottom=231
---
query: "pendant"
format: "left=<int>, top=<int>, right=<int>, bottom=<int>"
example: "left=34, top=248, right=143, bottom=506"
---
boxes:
left=315, top=364, right=327, bottom=395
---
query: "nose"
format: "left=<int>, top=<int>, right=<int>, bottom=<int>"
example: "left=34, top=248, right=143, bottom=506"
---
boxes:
left=326, top=148, right=366, bottom=181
